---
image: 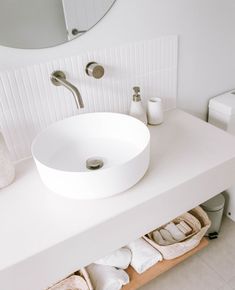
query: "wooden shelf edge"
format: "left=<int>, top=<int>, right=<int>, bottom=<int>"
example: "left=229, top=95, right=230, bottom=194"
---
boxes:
left=123, top=238, right=209, bottom=290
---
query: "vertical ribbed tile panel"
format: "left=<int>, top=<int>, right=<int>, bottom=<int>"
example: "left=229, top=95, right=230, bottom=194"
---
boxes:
left=0, top=36, right=178, bottom=161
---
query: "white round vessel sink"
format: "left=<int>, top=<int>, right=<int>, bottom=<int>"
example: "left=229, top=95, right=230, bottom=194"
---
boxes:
left=32, top=112, right=150, bottom=199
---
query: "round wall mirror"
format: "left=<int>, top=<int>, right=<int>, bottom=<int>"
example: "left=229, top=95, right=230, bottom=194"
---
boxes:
left=0, top=0, right=116, bottom=49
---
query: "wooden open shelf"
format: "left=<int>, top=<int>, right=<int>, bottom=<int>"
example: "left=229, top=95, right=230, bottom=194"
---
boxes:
left=123, top=238, right=209, bottom=290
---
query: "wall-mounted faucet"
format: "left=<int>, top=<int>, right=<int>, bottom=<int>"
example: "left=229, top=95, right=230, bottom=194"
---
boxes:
left=50, top=71, right=84, bottom=109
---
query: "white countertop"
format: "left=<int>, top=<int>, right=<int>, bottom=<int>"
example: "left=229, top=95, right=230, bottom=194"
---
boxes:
left=1, top=109, right=235, bottom=290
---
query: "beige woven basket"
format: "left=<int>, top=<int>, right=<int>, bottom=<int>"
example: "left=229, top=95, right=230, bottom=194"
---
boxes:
left=144, top=206, right=211, bottom=260
left=79, top=268, right=94, bottom=290
left=47, top=268, right=93, bottom=290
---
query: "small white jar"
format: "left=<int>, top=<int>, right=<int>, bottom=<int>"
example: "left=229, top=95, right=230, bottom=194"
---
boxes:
left=147, top=97, right=164, bottom=125
left=0, top=132, right=15, bottom=189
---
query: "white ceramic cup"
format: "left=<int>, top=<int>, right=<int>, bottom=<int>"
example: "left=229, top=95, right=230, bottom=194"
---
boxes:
left=147, top=97, right=164, bottom=125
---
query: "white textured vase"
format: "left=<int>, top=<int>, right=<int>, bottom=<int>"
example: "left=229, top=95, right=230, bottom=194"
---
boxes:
left=0, top=132, right=15, bottom=189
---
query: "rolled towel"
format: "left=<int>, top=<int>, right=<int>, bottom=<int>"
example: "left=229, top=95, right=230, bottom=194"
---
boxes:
left=179, top=221, right=193, bottom=235
left=176, top=223, right=188, bottom=235
left=127, top=238, right=162, bottom=274
left=86, top=264, right=129, bottom=290
left=159, top=229, right=177, bottom=244
left=165, top=222, right=186, bottom=241
left=95, top=247, right=132, bottom=269
left=48, top=275, right=89, bottom=290
left=153, top=230, right=171, bottom=246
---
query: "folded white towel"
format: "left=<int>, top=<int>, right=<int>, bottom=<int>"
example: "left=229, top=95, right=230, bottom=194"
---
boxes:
left=95, top=247, right=132, bottom=269
left=48, top=275, right=89, bottom=290
left=159, top=229, right=177, bottom=244
left=127, top=238, right=162, bottom=274
left=165, top=222, right=186, bottom=241
left=86, top=264, right=129, bottom=290
left=153, top=230, right=171, bottom=246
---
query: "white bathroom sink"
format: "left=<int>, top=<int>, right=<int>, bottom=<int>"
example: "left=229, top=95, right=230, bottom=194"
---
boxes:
left=32, top=112, right=150, bottom=199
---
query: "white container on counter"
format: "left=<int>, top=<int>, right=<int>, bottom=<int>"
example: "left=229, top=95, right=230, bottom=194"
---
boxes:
left=129, top=86, right=147, bottom=125
left=147, top=97, right=164, bottom=125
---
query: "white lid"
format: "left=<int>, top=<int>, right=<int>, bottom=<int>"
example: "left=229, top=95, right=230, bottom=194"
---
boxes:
left=209, top=90, right=235, bottom=116
left=201, top=193, right=225, bottom=211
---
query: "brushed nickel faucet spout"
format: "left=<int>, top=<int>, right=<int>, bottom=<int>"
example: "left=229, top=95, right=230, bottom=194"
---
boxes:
left=50, top=71, right=84, bottom=109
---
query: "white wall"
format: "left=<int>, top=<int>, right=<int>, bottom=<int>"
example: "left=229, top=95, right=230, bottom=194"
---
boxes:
left=0, top=0, right=235, bottom=119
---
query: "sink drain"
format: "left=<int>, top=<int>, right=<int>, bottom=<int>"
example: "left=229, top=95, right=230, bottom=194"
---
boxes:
left=86, top=157, right=104, bottom=170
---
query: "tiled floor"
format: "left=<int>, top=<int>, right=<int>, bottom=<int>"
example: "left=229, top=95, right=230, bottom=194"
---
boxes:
left=141, top=217, right=235, bottom=290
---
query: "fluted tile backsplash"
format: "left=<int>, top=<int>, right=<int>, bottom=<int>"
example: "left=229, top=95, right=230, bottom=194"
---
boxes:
left=0, top=36, right=178, bottom=161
